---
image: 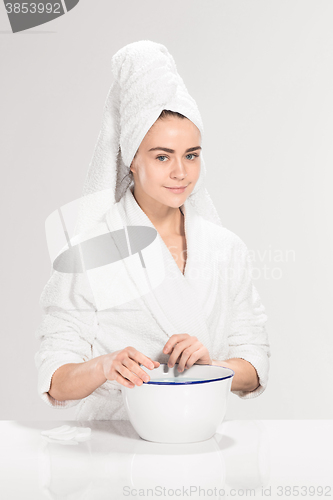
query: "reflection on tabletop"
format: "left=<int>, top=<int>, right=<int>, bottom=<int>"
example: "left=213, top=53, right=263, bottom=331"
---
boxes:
left=2, top=420, right=331, bottom=499
left=35, top=420, right=269, bottom=500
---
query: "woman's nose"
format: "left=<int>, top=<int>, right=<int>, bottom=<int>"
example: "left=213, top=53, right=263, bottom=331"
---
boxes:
left=171, top=158, right=188, bottom=178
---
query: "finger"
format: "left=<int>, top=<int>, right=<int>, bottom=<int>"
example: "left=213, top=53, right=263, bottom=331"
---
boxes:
left=168, top=339, right=195, bottom=366
left=163, top=334, right=191, bottom=354
left=113, top=370, right=135, bottom=388
left=183, top=346, right=208, bottom=369
left=177, top=342, right=203, bottom=372
left=167, top=338, right=196, bottom=368
left=122, top=357, right=151, bottom=383
left=116, top=363, right=146, bottom=387
left=127, top=348, right=156, bottom=371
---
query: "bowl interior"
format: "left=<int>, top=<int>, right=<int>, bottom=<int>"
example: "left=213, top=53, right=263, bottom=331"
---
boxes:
left=140, top=363, right=234, bottom=385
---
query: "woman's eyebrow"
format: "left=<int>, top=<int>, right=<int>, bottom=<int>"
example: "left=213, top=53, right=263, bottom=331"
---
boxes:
left=148, top=146, right=202, bottom=153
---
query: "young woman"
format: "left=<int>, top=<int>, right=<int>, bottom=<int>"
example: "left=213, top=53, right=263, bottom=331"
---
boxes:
left=35, top=41, right=270, bottom=420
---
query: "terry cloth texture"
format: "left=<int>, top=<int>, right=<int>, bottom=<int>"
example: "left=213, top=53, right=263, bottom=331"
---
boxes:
left=35, top=40, right=271, bottom=420
left=35, top=187, right=271, bottom=420
left=72, top=39, right=222, bottom=238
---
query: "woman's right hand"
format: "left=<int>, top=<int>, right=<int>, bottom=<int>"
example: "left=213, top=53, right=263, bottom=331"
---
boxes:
left=100, top=347, right=160, bottom=389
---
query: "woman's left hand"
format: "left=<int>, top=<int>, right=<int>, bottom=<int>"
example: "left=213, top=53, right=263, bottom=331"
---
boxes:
left=163, top=334, right=212, bottom=372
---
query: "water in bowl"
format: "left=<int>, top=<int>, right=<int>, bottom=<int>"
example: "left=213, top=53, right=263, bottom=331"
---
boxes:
left=147, top=377, right=204, bottom=384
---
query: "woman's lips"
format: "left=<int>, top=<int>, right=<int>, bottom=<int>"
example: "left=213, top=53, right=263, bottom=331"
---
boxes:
left=164, top=185, right=188, bottom=194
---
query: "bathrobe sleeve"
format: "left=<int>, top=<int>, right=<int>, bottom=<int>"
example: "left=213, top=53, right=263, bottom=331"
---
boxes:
left=227, top=235, right=271, bottom=399
left=34, top=268, right=99, bottom=409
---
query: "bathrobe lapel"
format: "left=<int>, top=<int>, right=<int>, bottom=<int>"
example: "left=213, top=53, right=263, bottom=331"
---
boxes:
left=104, top=188, right=220, bottom=354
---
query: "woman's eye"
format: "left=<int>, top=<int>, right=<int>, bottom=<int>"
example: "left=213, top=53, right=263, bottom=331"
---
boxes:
left=156, top=153, right=199, bottom=161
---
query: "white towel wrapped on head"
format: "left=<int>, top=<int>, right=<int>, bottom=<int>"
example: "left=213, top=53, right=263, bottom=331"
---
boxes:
left=74, top=39, right=222, bottom=237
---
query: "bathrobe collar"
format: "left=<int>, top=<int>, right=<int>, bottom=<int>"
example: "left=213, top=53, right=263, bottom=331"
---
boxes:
left=104, top=187, right=220, bottom=354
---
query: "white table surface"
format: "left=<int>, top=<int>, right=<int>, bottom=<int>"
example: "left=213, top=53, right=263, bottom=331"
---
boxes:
left=0, top=420, right=332, bottom=500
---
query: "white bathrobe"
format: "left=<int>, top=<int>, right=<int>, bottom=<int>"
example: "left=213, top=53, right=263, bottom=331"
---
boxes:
left=35, top=186, right=271, bottom=421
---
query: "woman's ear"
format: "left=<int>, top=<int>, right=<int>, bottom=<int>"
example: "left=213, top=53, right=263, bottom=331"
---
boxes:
left=130, top=152, right=138, bottom=175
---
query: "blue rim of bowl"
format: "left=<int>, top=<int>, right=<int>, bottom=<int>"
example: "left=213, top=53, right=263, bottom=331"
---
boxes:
left=144, top=363, right=235, bottom=385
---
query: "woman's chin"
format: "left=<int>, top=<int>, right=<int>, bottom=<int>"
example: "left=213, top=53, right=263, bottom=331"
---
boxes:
left=161, top=194, right=187, bottom=208
left=136, top=185, right=190, bottom=208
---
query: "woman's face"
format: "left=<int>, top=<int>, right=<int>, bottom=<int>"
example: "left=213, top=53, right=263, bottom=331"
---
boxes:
left=130, top=116, right=201, bottom=209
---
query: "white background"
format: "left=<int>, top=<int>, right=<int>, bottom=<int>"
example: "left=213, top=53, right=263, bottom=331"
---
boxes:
left=1, top=0, right=332, bottom=420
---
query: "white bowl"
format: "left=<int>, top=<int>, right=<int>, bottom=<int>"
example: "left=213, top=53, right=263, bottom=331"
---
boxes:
left=122, top=363, right=234, bottom=443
